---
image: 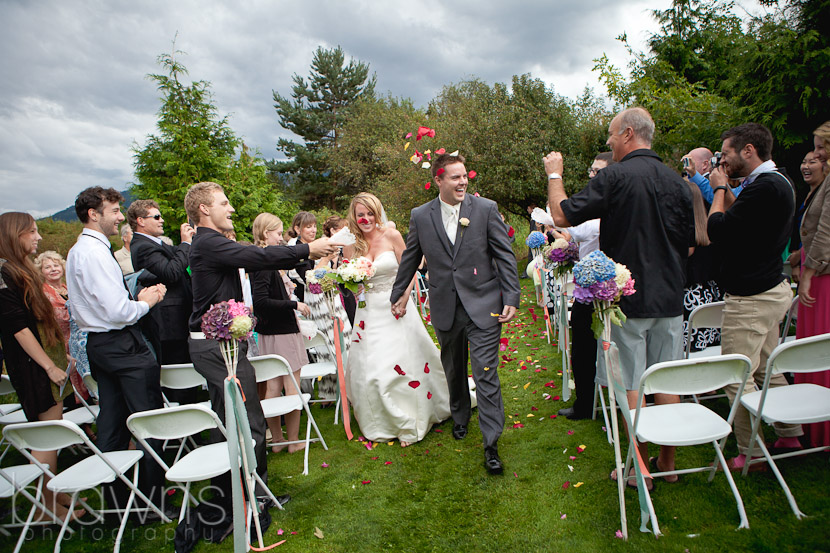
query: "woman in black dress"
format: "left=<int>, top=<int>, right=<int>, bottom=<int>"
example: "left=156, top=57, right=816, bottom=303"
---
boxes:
left=0, top=212, right=81, bottom=520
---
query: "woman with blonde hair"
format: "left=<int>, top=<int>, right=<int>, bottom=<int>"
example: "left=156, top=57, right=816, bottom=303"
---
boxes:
left=0, top=213, right=82, bottom=521
left=792, top=122, right=830, bottom=447
left=343, top=192, right=453, bottom=447
left=251, top=213, right=310, bottom=453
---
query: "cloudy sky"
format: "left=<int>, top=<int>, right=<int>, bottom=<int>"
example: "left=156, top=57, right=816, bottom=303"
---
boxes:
left=0, top=0, right=766, bottom=217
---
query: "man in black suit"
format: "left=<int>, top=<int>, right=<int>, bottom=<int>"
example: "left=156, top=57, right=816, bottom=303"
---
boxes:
left=127, top=200, right=194, bottom=375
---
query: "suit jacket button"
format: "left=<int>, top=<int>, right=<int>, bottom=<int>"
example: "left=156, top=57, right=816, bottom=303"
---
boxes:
left=453, top=267, right=457, bottom=271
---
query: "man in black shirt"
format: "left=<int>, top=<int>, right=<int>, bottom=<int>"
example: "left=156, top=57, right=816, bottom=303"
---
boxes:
left=184, top=181, right=339, bottom=501
left=707, top=123, right=802, bottom=471
left=545, top=107, right=694, bottom=486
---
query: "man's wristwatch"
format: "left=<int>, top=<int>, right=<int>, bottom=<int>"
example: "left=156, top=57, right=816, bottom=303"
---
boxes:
left=547, top=173, right=562, bottom=180
left=713, top=186, right=729, bottom=193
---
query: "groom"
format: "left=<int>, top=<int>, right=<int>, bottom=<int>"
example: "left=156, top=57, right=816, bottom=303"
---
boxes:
left=391, top=153, right=520, bottom=475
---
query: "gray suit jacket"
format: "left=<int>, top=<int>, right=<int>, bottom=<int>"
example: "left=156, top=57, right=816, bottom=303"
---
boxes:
left=391, top=195, right=520, bottom=332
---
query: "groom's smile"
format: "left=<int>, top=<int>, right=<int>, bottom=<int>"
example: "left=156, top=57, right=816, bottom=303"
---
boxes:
left=435, top=161, right=468, bottom=206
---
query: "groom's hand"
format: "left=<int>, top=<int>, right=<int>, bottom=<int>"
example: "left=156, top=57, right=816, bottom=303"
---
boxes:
left=391, top=296, right=408, bottom=319
left=498, top=305, right=516, bottom=323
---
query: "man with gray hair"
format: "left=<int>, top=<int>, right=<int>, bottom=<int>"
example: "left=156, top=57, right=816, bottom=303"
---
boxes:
left=113, top=223, right=134, bottom=274
left=544, top=107, right=695, bottom=488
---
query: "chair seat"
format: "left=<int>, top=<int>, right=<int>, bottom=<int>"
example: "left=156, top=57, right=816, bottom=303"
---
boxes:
left=0, top=403, right=21, bottom=416
left=688, top=345, right=722, bottom=360
left=167, top=442, right=233, bottom=482
left=47, top=450, right=144, bottom=493
left=0, top=410, right=28, bottom=425
left=741, top=383, right=830, bottom=424
left=634, top=403, right=732, bottom=446
left=0, top=465, right=43, bottom=498
left=261, top=393, right=311, bottom=419
left=63, top=406, right=98, bottom=426
left=300, top=362, right=336, bottom=379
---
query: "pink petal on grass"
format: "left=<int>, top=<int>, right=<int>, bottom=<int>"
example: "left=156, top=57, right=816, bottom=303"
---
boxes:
left=615, top=530, right=624, bottom=539
left=567, top=430, right=574, bottom=435
left=361, top=480, right=372, bottom=485
left=384, top=461, right=392, bottom=465
left=560, top=514, right=567, bottom=520
left=321, top=462, right=329, bottom=468
left=277, top=528, right=284, bottom=535
left=562, top=481, right=570, bottom=489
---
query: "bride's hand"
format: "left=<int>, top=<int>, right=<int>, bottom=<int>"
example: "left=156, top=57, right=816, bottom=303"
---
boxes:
left=391, top=296, right=407, bottom=319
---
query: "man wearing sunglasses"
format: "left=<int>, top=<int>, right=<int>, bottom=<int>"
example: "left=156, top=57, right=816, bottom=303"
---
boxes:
left=128, top=200, right=195, bottom=377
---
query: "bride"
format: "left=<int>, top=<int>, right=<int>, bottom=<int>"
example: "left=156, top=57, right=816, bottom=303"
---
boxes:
left=343, top=192, right=452, bottom=447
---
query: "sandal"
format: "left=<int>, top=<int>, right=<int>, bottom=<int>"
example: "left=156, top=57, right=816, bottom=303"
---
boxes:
left=649, top=457, right=679, bottom=483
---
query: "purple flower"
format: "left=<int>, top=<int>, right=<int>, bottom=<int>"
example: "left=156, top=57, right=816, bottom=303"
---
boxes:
left=590, top=280, right=619, bottom=302
left=573, top=286, right=595, bottom=304
left=308, top=283, right=323, bottom=295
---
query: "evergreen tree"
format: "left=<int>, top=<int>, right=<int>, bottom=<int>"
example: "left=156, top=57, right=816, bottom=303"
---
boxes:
left=133, top=49, right=294, bottom=241
left=271, top=46, right=376, bottom=209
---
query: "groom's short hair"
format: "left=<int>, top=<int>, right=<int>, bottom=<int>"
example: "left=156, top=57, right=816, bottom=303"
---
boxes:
left=431, top=152, right=466, bottom=180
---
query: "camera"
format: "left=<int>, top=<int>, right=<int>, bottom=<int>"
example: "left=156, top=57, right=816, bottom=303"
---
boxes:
left=710, top=152, right=722, bottom=170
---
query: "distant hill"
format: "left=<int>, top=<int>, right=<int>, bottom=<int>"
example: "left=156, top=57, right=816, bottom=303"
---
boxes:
left=45, top=189, right=136, bottom=222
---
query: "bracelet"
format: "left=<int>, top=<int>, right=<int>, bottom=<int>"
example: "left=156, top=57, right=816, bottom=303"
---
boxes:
left=713, top=186, right=729, bottom=193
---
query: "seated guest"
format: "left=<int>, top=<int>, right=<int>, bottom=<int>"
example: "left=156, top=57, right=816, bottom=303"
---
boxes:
left=185, top=182, right=338, bottom=503
left=251, top=213, right=309, bottom=453
left=0, top=213, right=81, bottom=521
left=113, top=224, right=134, bottom=275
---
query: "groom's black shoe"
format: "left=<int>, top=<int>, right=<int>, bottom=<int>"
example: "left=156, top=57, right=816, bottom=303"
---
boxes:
left=452, top=424, right=468, bottom=440
left=558, top=407, right=591, bottom=421
left=484, top=447, right=504, bottom=475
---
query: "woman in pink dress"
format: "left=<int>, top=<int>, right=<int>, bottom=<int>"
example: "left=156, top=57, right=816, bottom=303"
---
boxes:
left=794, top=122, right=830, bottom=447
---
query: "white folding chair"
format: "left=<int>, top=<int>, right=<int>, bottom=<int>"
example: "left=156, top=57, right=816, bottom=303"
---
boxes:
left=299, top=331, right=341, bottom=421
left=3, top=419, right=169, bottom=553
left=629, top=354, right=753, bottom=530
left=159, top=363, right=211, bottom=409
left=739, top=332, right=830, bottom=518
left=779, top=295, right=799, bottom=345
left=0, top=375, right=21, bottom=416
left=250, top=354, right=328, bottom=475
left=127, top=404, right=282, bottom=523
left=0, top=443, right=69, bottom=553
left=685, top=301, right=724, bottom=360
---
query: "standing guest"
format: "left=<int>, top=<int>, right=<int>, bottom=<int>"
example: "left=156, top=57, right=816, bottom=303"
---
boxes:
left=251, top=213, right=309, bottom=453
left=788, top=151, right=827, bottom=282
left=65, top=187, right=169, bottom=512
left=792, top=122, right=830, bottom=448
left=554, top=151, right=613, bottom=420
left=34, top=251, right=71, bottom=344
left=682, top=147, right=716, bottom=205
left=127, top=200, right=194, bottom=368
left=322, top=215, right=357, bottom=325
left=682, top=181, right=723, bottom=353
left=391, top=153, right=521, bottom=474
left=707, top=123, right=803, bottom=469
left=113, top=224, right=134, bottom=275
left=286, top=211, right=317, bottom=302
left=0, top=213, right=82, bottom=521
left=185, top=182, right=338, bottom=503
left=546, top=107, right=695, bottom=488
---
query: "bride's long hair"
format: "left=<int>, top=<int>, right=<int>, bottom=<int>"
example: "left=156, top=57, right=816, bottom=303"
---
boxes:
left=347, top=192, right=385, bottom=258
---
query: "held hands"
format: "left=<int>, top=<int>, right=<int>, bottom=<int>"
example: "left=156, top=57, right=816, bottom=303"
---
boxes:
left=391, top=296, right=407, bottom=319
left=498, top=305, right=517, bottom=324
left=543, top=151, right=564, bottom=176
left=180, top=223, right=196, bottom=243
left=137, top=284, right=167, bottom=308
left=307, top=237, right=341, bottom=260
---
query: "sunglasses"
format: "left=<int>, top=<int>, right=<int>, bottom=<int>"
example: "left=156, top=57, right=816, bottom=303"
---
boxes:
left=141, top=214, right=162, bottom=220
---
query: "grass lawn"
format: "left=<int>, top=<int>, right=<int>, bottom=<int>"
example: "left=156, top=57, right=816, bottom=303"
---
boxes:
left=2, top=278, right=829, bottom=552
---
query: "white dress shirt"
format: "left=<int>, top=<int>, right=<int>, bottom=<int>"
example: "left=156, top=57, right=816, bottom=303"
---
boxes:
left=439, top=198, right=461, bottom=245
left=66, top=228, right=149, bottom=333
left=135, top=231, right=163, bottom=245
left=567, top=218, right=601, bottom=259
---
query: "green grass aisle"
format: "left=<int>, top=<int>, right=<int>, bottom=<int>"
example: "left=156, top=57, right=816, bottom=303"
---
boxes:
left=3, top=279, right=829, bottom=552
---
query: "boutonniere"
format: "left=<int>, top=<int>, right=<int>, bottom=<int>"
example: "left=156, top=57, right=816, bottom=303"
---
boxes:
left=459, top=217, right=470, bottom=227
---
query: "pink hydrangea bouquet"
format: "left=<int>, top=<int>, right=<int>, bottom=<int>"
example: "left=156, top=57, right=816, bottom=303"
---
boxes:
left=544, top=238, right=579, bottom=278
left=201, top=299, right=256, bottom=375
left=572, top=251, right=636, bottom=338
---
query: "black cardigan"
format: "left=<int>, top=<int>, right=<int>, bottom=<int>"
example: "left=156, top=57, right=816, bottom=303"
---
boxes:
left=252, top=269, right=300, bottom=335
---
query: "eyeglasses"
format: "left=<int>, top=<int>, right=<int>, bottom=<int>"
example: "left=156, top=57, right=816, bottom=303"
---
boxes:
left=587, top=167, right=601, bottom=176
left=141, top=214, right=162, bottom=220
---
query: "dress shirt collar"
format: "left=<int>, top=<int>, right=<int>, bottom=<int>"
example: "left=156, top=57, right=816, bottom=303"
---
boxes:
left=743, top=159, right=777, bottom=187
left=81, top=227, right=112, bottom=248
left=439, top=198, right=460, bottom=219
left=135, top=232, right=163, bottom=245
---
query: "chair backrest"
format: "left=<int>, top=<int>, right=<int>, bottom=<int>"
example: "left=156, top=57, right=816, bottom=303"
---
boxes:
left=160, top=363, right=208, bottom=390
left=0, top=375, right=15, bottom=396
left=768, top=332, right=830, bottom=377
left=3, top=419, right=87, bottom=452
left=127, top=404, right=223, bottom=441
left=304, top=331, right=330, bottom=355
left=249, top=354, right=293, bottom=383
left=779, top=295, right=799, bottom=344
left=564, top=280, right=576, bottom=297
left=82, top=373, right=99, bottom=398
left=640, top=354, right=752, bottom=397
left=688, top=301, right=725, bottom=330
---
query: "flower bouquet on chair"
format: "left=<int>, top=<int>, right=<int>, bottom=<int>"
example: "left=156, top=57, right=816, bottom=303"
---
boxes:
left=544, top=238, right=579, bottom=279
left=201, top=299, right=256, bottom=376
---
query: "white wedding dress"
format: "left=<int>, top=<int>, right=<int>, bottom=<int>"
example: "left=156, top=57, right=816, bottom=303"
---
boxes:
left=345, top=250, right=452, bottom=443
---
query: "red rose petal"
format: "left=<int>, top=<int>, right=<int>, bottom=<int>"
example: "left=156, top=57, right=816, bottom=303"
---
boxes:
left=427, top=391, right=432, bottom=399
left=436, top=168, right=445, bottom=177
left=562, top=481, right=570, bottom=489
left=435, top=148, right=446, bottom=155
left=424, top=362, right=430, bottom=373
left=358, top=321, right=365, bottom=330
left=468, top=170, right=477, bottom=179
left=408, top=380, right=421, bottom=389
left=394, top=365, right=405, bottom=376
left=425, top=182, right=431, bottom=190
left=361, top=480, right=372, bottom=485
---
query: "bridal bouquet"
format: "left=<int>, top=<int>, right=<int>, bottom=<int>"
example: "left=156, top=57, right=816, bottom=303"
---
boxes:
left=544, top=238, right=579, bottom=279
left=330, top=257, right=375, bottom=308
left=201, top=299, right=257, bottom=376
left=572, top=251, right=636, bottom=339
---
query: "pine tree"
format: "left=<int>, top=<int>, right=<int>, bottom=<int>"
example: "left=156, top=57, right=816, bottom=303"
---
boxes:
left=272, top=46, right=376, bottom=209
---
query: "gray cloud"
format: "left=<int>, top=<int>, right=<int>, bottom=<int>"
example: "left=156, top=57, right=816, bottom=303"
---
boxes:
left=2, top=0, right=759, bottom=217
